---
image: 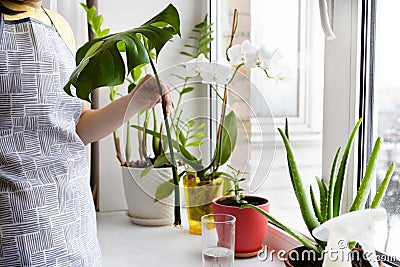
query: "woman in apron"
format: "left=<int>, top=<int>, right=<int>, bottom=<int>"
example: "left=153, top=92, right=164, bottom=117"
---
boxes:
left=0, top=1, right=171, bottom=266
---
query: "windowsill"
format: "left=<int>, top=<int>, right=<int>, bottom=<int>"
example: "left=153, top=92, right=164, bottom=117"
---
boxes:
left=96, top=210, right=299, bottom=267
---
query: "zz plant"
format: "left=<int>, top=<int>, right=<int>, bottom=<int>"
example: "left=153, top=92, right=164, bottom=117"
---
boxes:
left=64, top=4, right=183, bottom=226
left=245, top=118, right=396, bottom=253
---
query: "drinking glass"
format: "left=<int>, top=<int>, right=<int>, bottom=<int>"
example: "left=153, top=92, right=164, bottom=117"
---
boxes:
left=201, top=214, right=236, bottom=267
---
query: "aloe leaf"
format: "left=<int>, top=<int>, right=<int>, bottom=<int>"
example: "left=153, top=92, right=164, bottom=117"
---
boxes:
left=349, top=137, right=382, bottom=212
left=333, top=118, right=362, bottom=217
left=310, top=186, right=323, bottom=222
left=243, top=204, right=322, bottom=253
left=315, top=176, right=327, bottom=221
left=278, top=128, right=320, bottom=232
left=327, top=147, right=341, bottom=220
left=371, top=163, right=395, bottom=208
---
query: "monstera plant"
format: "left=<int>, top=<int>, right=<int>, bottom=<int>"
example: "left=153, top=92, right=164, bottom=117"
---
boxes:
left=64, top=4, right=183, bottom=226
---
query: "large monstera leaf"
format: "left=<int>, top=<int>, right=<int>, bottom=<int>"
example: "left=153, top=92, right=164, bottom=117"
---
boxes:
left=64, top=4, right=180, bottom=101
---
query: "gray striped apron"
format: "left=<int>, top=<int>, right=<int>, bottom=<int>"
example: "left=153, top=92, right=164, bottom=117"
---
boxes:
left=0, top=12, right=101, bottom=266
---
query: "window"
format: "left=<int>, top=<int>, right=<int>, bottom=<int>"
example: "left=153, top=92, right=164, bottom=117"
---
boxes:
left=211, top=0, right=325, bottom=233
left=324, top=0, right=399, bottom=264
left=368, top=0, right=400, bottom=259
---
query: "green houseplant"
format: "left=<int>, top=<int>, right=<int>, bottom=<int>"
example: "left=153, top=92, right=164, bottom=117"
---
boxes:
left=141, top=8, right=286, bottom=235
left=65, top=4, right=184, bottom=226
left=80, top=4, right=180, bottom=226
left=245, top=118, right=395, bottom=266
left=211, top=166, right=270, bottom=257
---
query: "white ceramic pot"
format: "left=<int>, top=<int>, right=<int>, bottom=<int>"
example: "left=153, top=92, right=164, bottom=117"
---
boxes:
left=121, top=166, right=174, bottom=226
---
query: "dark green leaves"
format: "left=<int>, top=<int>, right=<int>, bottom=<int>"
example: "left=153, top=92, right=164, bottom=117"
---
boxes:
left=214, top=111, right=238, bottom=167
left=64, top=4, right=181, bottom=101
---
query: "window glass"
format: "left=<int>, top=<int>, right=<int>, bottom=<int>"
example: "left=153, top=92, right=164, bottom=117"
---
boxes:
left=373, top=0, right=400, bottom=258
left=213, top=0, right=325, bottom=233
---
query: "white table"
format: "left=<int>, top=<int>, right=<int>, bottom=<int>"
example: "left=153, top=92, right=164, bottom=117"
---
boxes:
left=97, top=211, right=286, bottom=267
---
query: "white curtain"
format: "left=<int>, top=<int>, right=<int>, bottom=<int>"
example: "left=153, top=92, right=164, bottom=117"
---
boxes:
left=42, top=0, right=88, bottom=49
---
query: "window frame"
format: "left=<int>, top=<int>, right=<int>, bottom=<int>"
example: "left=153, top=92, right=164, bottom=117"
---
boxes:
left=249, top=0, right=324, bottom=138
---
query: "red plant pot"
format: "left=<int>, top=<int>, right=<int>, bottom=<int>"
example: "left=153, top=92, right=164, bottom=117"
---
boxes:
left=212, top=195, right=270, bottom=258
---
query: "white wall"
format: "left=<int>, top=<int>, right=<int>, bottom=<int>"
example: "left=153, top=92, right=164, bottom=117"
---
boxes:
left=97, top=0, right=209, bottom=211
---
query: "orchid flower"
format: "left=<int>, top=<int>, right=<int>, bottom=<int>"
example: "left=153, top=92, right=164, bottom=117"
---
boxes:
left=198, top=61, right=233, bottom=85
left=246, top=47, right=283, bottom=71
left=227, top=40, right=253, bottom=65
left=185, top=53, right=209, bottom=77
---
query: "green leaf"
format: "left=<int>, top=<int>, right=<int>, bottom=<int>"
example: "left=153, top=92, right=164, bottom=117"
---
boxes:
left=132, top=65, right=143, bottom=81
left=180, top=51, right=195, bottom=57
left=189, top=131, right=206, bottom=140
left=141, top=166, right=153, bottom=178
left=181, top=87, right=195, bottom=94
left=327, top=147, right=341, bottom=220
left=349, top=137, right=382, bottom=212
left=155, top=179, right=175, bottom=202
left=333, top=118, right=362, bottom=217
left=371, top=163, right=395, bottom=208
left=278, top=127, right=320, bottom=233
left=243, top=204, right=322, bottom=253
left=196, top=48, right=211, bottom=57
left=315, top=176, right=328, bottom=222
left=64, top=4, right=181, bottom=101
left=186, top=140, right=203, bottom=147
left=310, top=186, right=323, bottom=223
left=187, top=120, right=196, bottom=128
left=198, top=38, right=213, bottom=49
left=213, top=111, right=238, bottom=166
left=144, top=4, right=181, bottom=37
left=153, top=154, right=170, bottom=167
left=178, top=130, right=186, bottom=146
left=184, top=44, right=198, bottom=49
left=131, top=125, right=198, bottom=163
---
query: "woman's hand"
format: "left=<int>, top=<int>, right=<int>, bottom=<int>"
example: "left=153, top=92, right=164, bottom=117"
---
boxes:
left=129, top=74, right=172, bottom=114
left=76, top=74, right=173, bottom=145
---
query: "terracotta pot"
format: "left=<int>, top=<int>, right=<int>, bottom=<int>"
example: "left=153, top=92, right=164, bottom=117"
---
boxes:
left=283, top=246, right=384, bottom=267
left=212, top=195, right=270, bottom=258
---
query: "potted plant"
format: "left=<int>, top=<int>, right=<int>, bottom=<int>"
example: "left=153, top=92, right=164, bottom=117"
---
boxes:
left=81, top=4, right=182, bottom=226
left=245, top=118, right=395, bottom=266
left=211, top=165, right=270, bottom=258
left=65, top=3, right=184, bottom=226
left=146, top=8, right=287, bottom=235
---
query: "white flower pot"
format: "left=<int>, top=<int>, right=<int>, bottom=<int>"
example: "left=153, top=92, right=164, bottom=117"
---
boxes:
left=121, top=166, right=174, bottom=226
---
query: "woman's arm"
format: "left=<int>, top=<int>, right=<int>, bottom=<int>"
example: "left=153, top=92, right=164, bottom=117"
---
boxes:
left=76, top=74, right=172, bottom=145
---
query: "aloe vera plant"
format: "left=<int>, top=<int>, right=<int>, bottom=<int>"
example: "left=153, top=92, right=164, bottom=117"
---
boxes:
left=245, top=118, right=395, bottom=253
left=64, top=4, right=183, bottom=225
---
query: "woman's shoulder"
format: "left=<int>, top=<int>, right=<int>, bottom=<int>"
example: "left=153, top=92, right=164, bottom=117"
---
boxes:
left=44, top=9, right=76, bottom=52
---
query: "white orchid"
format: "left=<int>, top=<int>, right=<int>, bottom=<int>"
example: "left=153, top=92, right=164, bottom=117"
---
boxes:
left=246, top=47, right=283, bottom=71
left=185, top=40, right=287, bottom=85
left=198, top=61, right=233, bottom=85
left=227, top=40, right=253, bottom=65
left=185, top=53, right=209, bottom=77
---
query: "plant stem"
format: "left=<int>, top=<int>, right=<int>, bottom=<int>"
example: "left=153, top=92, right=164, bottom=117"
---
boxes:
left=125, top=120, right=131, bottom=164
left=149, top=57, right=181, bottom=226
left=213, top=84, right=228, bottom=175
